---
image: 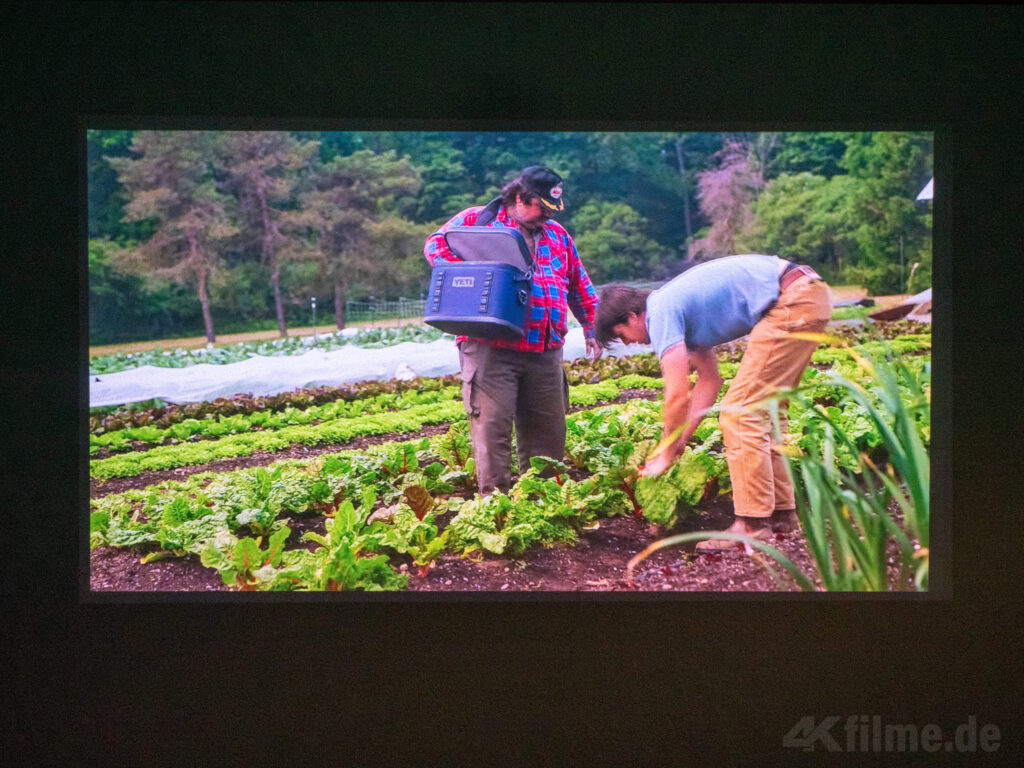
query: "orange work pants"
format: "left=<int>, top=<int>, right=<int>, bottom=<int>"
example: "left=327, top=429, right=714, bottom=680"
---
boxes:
left=718, top=275, right=832, bottom=518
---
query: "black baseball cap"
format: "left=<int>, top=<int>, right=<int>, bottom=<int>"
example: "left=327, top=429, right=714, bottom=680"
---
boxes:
left=520, top=166, right=565, bottom=212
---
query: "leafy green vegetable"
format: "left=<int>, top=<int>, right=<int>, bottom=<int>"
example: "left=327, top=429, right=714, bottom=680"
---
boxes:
left=446, top=469, right=583, bottom=558
left=280, top=500, right=408, bottom=591
left=635, top=431, right=727, bottom=527
left=151, top=510, right=232, bottom=560
left=91, top=401, right=466, bottom=479
left=200, top=526, right=295, bottom=590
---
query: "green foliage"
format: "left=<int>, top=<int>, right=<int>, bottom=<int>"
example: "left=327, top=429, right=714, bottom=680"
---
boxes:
left=106, top=130, right=241, bottom=342
left=87, top=129, right=154, bottom=241
left=89, top=372, right=462, bottom=432
left=809, top=334, right=930, bottom=367
left=635, top=431, right=727, bottom=528
left=443, top=460, right=596, bottom=558
left=564, top=400, right=666, bottom=518
left=88, top=284, right=932, bottom=592
left=150, top=510, right=233, bottom=561
left=425, top=422, right=476, bottom=492
left=564, top=353, right=662, bottom=385
left=89, top=512, right=111, bottom=550
left=91, top=386, right=459, bottom=454
left=571, top=200, right=673, bottom=283
left=780, top=345, right=930, bottom=590
left=768, top=132, right=849, bottom=178
left=90, top=500, right=159, bottom=550
left=407, top=140, right=476, bottom=222
left=88, top=238, right=204, bottom=345
left=90, top=400, right=466, bottom=479
left=749, top=172, right=862, bottom=278
left=445, top=486, right=580, bottom=559
left=282, top=500, right=409, bottom=591
left=89, top=129, right=931, bottom=344
left=752, top=132, right=932, bottom=293
left=830, top=305, right=872, bottom=321
left=568, top=379, right=622, bottom=407
left=373, top=500, right=449, bottom=575
left=200, top=527, right=295, bottom=590
left=290, top=148, right=423, bottom=324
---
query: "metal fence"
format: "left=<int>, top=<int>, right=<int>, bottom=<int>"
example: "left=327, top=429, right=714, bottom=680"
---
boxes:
left=344, top=298, right=427, bottom=325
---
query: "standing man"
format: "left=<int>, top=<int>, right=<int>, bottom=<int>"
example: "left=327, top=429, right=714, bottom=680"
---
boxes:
left=424, top=166, right=602, bottom=495
left=594, top=255, right=831, bottom=550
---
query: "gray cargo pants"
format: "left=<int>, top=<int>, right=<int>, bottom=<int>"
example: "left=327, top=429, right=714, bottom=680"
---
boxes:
left=458, top=340, right=569, bottom=495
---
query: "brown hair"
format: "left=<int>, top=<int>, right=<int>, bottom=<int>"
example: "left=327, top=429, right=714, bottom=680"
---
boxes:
left=595, top=284, right=651, bottom=348
left=500, top=177, right=537, bottom=208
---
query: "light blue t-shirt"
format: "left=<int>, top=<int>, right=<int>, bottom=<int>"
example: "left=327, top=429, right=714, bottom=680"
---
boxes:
left=645, top=254, right=785, bottom=357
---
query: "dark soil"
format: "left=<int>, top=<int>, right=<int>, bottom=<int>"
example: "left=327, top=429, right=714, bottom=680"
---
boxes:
left=89, top=495, right=836, bottom=593
left=402, top=500, right=820, bottom=593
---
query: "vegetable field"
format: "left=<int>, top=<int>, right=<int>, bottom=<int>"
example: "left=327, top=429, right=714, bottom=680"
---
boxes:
left=89, top=320, right=932, bottom=594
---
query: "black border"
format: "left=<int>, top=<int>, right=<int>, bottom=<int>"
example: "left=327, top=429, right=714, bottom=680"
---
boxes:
left=7, top=3, right=1020, bottom=764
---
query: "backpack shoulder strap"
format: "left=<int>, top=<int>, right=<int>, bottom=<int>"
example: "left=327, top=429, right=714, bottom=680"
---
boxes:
left=474, top=197, right=503, bottom=226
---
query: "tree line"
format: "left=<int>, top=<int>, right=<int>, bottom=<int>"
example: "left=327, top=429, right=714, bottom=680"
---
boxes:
left=88, top=129, right=932, bottom=344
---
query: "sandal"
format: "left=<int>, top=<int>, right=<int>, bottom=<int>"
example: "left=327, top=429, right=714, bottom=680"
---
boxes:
left=695, top=525, right=772, bottom=552
left=770, top=508, right=800, bottom=533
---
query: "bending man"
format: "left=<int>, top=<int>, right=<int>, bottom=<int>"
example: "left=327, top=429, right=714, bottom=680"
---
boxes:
left=595, top=255, right=831, bottom=550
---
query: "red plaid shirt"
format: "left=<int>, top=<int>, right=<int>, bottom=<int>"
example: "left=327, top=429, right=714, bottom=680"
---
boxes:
left=424, top=204, right=599, bottom=352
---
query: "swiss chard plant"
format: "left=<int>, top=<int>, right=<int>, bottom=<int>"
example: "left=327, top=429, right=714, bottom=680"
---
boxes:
left=280, top=498, right=408, bottom=592
left=445, top=464, right=584, bottom=559
left=371, top=486, right=450, bottom=577
left=565, top=400, right=666, bottom=517
left=634, top=429, right=729, bottom=528
left=429, top=421, right=477, bottom=492
left=199, top=526, right=297, bottom=591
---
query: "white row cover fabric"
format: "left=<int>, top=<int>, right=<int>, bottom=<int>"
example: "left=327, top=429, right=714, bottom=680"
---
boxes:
left=89, top=327, right=650, bottom=407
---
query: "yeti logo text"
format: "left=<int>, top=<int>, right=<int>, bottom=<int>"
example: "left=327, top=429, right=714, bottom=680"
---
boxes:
left=452, top=277, right=475, bottom=288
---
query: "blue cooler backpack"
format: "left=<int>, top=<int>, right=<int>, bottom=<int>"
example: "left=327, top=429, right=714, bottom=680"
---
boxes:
left=423, top=198, right=535, bottom=340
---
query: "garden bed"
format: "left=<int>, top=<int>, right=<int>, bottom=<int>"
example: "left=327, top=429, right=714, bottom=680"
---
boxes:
left=89, top=494, right=918, bottom=593
left=89, top=497, right=818, bottom=593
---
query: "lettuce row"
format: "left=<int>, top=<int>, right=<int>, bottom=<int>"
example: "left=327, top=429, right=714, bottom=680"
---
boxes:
left=810, top=334, right=930, bottom=365
left=91, top=386, right=461, bottom=455
left=91, top=378, right=669, bottom=480
left=91, top=401, right=467, bottom=479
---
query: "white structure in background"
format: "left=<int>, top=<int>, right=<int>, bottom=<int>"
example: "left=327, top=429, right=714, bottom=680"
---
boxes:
left=910, top=177, right=933, bottom=320
left=867, top=177, right=934, bottom=323
left=917, top=177, right=933, bottom=201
